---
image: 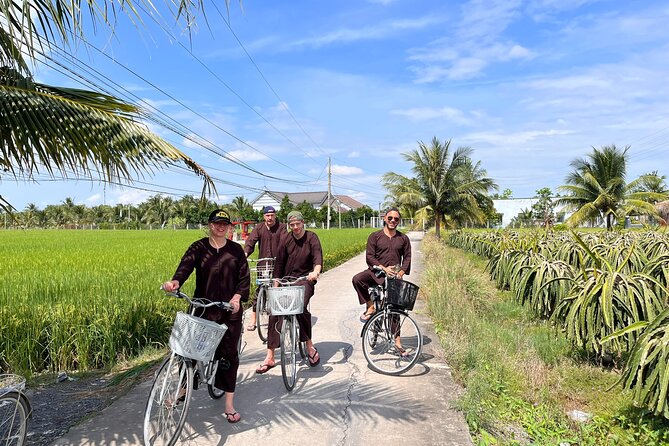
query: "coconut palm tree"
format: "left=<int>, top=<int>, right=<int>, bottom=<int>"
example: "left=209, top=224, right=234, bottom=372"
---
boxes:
left=557, top=145, right=667, bottom=230
left=0, top=1, right=231, bottom=213
left=141, top=195, right=175, bottom=228
left=382, top=137, right=497, bottom=238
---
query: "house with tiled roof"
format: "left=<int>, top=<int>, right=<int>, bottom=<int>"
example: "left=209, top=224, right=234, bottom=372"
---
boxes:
left=250, top=190, right=365, bottom=213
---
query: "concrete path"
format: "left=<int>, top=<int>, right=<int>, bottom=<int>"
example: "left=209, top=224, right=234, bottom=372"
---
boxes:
left=52, top=232, right=473, bottom=446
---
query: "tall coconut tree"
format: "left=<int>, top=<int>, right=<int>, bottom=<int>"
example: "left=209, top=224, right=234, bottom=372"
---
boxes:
left=0, top=1, right=233, bottom=213
left=557, top=145, right=667, bottom=230
left=382, top=137, right=497, bottom=238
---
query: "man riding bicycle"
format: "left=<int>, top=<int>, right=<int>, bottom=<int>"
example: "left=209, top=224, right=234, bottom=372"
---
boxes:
left=352, top=207, right=411, bottom=322
left=256, top=210, right=323, bottom=374
left=244, top=205, right=286, bottom=331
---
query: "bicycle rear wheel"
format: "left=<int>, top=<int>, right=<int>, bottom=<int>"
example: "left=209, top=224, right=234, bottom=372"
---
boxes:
left=144, top=354, right=193, bottom=446
left=0, top=391, right=30, bottom=446
left=361, top=309, right=422, bottom=375
left=256, top=286, right=270, bottom=343
left=280, top=316, right=299, bottom=391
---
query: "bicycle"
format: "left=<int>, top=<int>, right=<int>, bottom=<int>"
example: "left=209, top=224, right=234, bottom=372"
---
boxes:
left=143, top=290, right=239, bottom=446
left=0, top=374, right=32, bottom=446
left=248, top=257, right=275, bottom=343
left=266, top=276, right=309, bottom=392
left=360, top=266, right=423, bottom=375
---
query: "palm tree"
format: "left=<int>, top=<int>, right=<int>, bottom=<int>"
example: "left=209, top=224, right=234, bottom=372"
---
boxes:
left=141, top=195, right=175, bottom=228
left=631, top=171, right=669, bottom=197
left=557, top=145, right=667, bottom=230
left=0, top=1, right=231, bottom=213
left=382, top=137, right=497, bottom=238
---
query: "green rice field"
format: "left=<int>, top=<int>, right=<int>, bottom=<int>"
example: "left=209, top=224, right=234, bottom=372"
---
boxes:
left=0, top=228, right=374, bottom=375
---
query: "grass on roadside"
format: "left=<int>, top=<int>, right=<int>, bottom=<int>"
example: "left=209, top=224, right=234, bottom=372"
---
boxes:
left=421, top=234, right=669, bottom=445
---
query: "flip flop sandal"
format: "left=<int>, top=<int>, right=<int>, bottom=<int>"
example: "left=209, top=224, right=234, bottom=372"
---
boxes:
left=308, top=348, right=320, bottom=367
left=255, top=362, right=276, bottom=374
left=359, top=310, right=375, bottom=323
left=225, top=412, right=241, bottom=423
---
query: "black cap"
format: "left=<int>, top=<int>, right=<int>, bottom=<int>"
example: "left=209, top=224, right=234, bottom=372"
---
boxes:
left=208, top=209, right=231, bottom=224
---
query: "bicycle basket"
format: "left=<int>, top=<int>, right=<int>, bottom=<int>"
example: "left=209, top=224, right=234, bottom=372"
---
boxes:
left=0, top=374, right=25, bottom=393
left=386, top=279, right=419, bottom=310
left=267, top=286, right=304, bottom=316
left=252, top=258, right=275, bottom=284
left=168, top=312, right=228, bottom=361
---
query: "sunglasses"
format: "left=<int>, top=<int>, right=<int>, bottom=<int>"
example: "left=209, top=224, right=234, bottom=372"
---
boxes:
left=387, top=216, right=400, bottom=222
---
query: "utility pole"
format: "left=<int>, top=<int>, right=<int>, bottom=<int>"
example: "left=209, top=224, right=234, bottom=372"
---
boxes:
left=327, top=157, right=331, bottom=230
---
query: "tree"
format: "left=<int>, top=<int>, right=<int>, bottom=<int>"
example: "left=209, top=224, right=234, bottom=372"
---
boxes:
left=382, top=137, right=497, bottom=238
left=0, top=1, right=232, bottom=213
left=230, top=196, right=254, bottom=221
left=557, top=145, right=667, bottom=230
left=510, top=208, right=534, bottom=228
left=492, top=188, right=513, bottom=199
left=141, top=195, right=175, bottom=228
left=531, top=187, right=556, bottom=228
left=277, top=195, right=294, bottom=222
left=296, top=201, right=317, bottom=224
left=631, top=171, right=669, bottom=198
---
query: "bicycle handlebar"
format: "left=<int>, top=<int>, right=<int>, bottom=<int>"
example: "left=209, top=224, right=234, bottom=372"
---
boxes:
left=274, top=275, right=309, bottom=286
left=372, top=265, right=403, bottom=279
left=249, top=257, right=275, bottom=263
left=162, top=288, right=233, bottom=311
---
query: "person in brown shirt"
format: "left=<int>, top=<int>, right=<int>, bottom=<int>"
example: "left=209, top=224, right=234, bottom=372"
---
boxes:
left=255, top=210, right=323, bottom=373
left=352, top=207, right=411, bottom=322
left=163, top=209, right=250, bottom=424
left=244, top=205, right=286, bottom=331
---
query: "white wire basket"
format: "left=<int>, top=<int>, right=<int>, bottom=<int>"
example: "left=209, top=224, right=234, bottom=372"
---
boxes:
left=168, top=312, right=228, bottom=361
left=0, top=374, right=25, bottom=395
left=251, top=258, right=275, bottom=285
left=267, top=286, right=305, bottom=316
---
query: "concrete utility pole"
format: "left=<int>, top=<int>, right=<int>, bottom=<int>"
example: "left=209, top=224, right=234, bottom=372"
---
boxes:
left=327, top=157, right=331, bottom=230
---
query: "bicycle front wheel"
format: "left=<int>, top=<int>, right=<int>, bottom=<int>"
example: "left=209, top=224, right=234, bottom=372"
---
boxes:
left=207, top=359, right=225, bottom=400
left=361, top=309, right=422, bottom=375
left=257, top=286, right=270, bottom=343
left=0, top=391, right=30, bottom=446
left=144, top=354, right=193, bottom=446
left=280, top=316, right=299, bottom=391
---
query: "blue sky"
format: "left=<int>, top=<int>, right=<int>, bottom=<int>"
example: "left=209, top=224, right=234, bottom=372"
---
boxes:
left=4, top=0, right=669, bottom=211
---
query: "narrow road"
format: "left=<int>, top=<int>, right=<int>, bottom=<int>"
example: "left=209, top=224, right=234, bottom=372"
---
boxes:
left=52, top=232, right=473, bottom=445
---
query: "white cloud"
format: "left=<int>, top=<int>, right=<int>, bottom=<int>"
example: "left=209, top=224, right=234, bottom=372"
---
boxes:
left=390, top=106, right=472, bottom=125
left=85, top=193, right=103, bottom=204
left=331, top=165, right=364, bottom=176
left=525, top=75, right=611, bottom=90
left=463, top=129, right=575, bottom=146
left=348, top=151, right=360, bottom=158
left=274, top=16, right=443, bottom=51
left=108, top=189, right=153, bottom=205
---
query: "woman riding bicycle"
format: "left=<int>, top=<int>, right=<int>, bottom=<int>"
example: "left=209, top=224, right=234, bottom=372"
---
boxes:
left=162, top=209, right=250, bottom=424
left=256, top=210, right=323, bottom=374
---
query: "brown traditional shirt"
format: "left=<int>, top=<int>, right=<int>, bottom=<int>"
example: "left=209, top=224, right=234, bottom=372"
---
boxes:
left=365, top=229, right=412, bottom=274
left=172, top=237, right=250, bottom=321
left=274, top=231, right=323, bottom=279
left=244, top=221, right=287, bottom=258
